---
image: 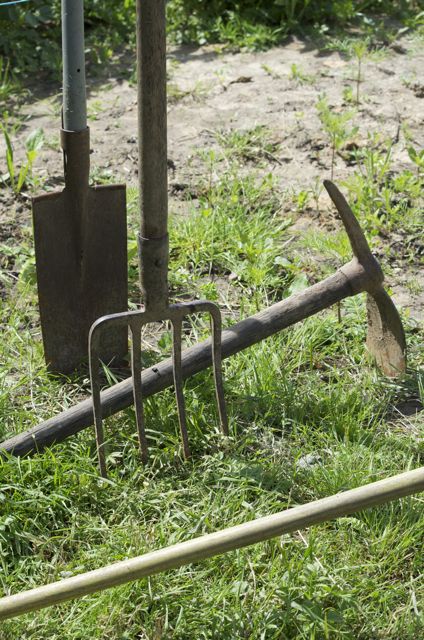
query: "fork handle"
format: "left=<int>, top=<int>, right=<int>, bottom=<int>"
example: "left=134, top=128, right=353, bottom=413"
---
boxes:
left=136, top=0, right=169, bottom=311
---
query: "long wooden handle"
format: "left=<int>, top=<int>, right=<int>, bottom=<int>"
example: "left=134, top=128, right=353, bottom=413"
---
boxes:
left=0, top=267, right=373, bottom=456
left=136, top=0, right=169, bottom=311
left=0, top=467, right=422, bottom=620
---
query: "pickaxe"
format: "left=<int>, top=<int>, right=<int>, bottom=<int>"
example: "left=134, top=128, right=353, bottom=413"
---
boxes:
left=0, top=181, right=406, bottom=458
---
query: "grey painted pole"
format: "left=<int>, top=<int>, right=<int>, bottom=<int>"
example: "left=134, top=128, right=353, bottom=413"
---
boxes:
left=62, top=0, right=87, bottom=131
left=0, top=467, right=422, bottom=621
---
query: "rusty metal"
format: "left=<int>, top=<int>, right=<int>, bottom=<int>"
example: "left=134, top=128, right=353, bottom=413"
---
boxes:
left=323, top=180, right=406, bottom=377
left=32, top=1, right=127, bottom=374
left=89, top=302, right=228, bottom=476
left=88, top=0, right=228, bottom=476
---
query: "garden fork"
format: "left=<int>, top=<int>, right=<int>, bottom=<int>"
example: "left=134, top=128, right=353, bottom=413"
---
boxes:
left=88, top=0, right=228, bottom=477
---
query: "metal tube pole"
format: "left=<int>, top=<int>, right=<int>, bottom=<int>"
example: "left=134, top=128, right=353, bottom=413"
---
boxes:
left=62, top=0, right=87, bottom=131
left=0, top=467, right=422, bottom=621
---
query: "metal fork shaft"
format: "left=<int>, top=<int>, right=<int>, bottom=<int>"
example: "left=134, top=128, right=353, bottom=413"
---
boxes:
left=89, top=338, right=107, bottom=477
left=209, top=306, right=229, bottom=437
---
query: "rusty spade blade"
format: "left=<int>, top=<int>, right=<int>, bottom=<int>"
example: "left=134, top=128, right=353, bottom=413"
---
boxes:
left=32, top=1, right=127, bottom=374
left=324, top=180, right=407, bottom=377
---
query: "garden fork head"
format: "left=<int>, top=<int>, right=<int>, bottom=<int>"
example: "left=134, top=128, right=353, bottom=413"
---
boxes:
left=89, top=282, right=228, bottom=478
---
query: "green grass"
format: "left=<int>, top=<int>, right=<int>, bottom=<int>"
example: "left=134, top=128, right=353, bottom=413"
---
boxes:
left=214, top=126, right=282, bottom=165
left=1, top=136, right=423, bottom=637
left=343, top=140, right=424, bottom=240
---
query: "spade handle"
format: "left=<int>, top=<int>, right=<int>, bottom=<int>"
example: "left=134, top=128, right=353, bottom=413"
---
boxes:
left=62, top=0, right=87, bottom=132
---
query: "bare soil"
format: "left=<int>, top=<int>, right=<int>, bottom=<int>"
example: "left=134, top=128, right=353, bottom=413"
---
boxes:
left=1, top=35, right=423, bottom=321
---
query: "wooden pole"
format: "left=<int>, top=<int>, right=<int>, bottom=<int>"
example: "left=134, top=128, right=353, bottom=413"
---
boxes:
left=0, top=467, right=422, bottom=621
left=1, top=270, right=356, bottom=456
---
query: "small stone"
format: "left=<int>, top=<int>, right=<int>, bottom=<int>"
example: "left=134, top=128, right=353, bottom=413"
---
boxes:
left=296, top=453, right=322, bottom=470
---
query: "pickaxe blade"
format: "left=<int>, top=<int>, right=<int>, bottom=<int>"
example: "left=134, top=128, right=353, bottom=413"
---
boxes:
left=324, top=180, right=406, bottom=377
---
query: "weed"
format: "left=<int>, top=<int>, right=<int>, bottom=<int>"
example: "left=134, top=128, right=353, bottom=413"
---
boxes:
left=168, top=170, right=291, bottom=307
left=337, top=38, right=369, bottom=104
left=87, top=100, right=104, bottom=122
left=89, top=166, right=114, bottom=186
left=261, top=63, right=281, bottom=79
left=0, top=57, right=19, bottom=107
left=316, top=96, right=358, bottom=179
left=289, top=63, right=314, bottom=85
left=294, top=189, right=309, bottom=212
left=404, top=278, right=422, bottom=297
left=214, top=125, right=281, bottom=165
left=407, top=144, right=424, bottom=176
left=167, top=80, right=210, bottom=104
left=310, top=177, right=324, bottom=214
left=327, top=37, right=386, bottom=105
left=1, top=126, right=44, bottom=194
left=343, top=137, right=423, bottom=237
left=212, top=68, right=228, bottom=89
left=342, top=85, right=355, bottom=105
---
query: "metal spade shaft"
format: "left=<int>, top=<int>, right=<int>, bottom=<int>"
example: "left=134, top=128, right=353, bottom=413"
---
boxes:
left=0, top=466, right=422, bottom=620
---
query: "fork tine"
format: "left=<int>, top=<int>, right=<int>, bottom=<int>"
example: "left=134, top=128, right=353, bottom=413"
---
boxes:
left=208, top=308, right=229, bottom=436
left=89, top=331, right=107, bottom=478
left=171, top=318, right=190, bottom=459
left=130, top=323, right=148, bottom=464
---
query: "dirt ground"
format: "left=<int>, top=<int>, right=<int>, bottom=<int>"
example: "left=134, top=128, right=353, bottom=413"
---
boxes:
left=1, top=35, right=423, bottom=320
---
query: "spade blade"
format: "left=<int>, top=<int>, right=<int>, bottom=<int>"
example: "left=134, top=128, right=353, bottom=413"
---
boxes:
left=33, top=183, right=128, bottom=374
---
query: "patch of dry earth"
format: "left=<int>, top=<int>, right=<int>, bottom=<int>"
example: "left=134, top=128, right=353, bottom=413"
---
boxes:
left=1, top=35, right=423, bottom=320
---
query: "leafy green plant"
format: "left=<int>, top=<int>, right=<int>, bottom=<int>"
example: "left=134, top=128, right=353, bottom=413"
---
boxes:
left=215, top=125, right=281, bottom=164
left=316, top=96, right=358, bottom=179
left=261, top=63, right=281, bottom=78
left=294, top=188, right=309, bottom=212
left=309, top=177, right=324, bottom=214
left=1, top=126, right=44, bottom=194
left=407, top=145, right=424, bottom=175
left=169, top=170, right=292, bottom=306
left=343, top=137, right=423, bottom=236
left=289, top=62, right=314, bottom=84
left=332, top=38, right=370, bottom=104
left=0, top=57, right=18, bottom=106
left=342, top=85, right=355, bottom=105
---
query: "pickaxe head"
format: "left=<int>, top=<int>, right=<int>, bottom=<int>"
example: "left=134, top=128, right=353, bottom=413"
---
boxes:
left=324, top=180, right=407, bottom=377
